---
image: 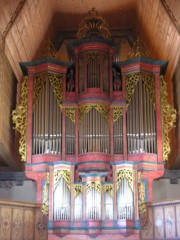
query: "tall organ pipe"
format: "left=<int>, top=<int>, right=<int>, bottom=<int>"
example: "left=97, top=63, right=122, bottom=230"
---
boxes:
left=33, top=78, right=62, bottom=155
left=126, top=80, right=156, bottom=154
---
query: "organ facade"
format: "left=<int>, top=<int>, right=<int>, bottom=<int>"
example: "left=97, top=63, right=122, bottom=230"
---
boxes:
left=13, top=9, right=176, bottom=240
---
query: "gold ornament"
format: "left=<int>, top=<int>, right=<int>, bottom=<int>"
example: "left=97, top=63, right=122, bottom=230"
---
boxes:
left=37, top=40, right=57, bottom=59
left=138, top=171, right=146, bottom=215
left=79, top=103, right=109, bottom=125
left=117, top=169, right=133, bottom=191
left=105, top=184, right=113, bottom=198
left=33, top=75, right=46, bottom=108
left=54, top=170, right=70, bottom=189
left=42, top=172, right=49, bottom=215
left=76, top=8, right=111, bottom=39
left=125, top=72, right=155, bottom=109
left=12, top=77, right=28, bottom=161
left=113, top=106, right=123, bottom=123
left=128, top=37, right=150, bottom=58
left=74, top=184, right=83, bottom=198
left=160, top=76, right=176, bottom=160
left=86, top=181, right=101, bottom=194
left=66, top=107, right=76, bottom=123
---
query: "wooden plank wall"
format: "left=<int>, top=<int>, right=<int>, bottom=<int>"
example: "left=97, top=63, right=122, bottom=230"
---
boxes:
left=135, top=0, right=180, bottom=166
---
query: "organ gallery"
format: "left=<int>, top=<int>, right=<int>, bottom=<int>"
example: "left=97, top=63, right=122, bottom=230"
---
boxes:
left=12, top=8, right=176, bottom=240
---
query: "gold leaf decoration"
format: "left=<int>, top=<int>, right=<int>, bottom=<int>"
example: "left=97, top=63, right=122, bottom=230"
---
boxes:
left=105, top=184, right=113, bottom=197
left=76, top=8, right=111, bottom=39
left=66, top=107, right=76, bottom=123
left=128, top=37, right=150, bottom=58
left=42, top=172, right=49, bottom=215
left=79, top=103, right=109, bottom=125
left=161, top=76, right=176, bottom=160
left=33, top=75, right=46, bottom=108
left=54, top=170, right=70, bottom=189
left=113, top=106, right=123, bottom=123
left=49, top=73, right=63, bottom=106
left=34, top=72, right=63, bottom=107
left=86, top=181, right=101, bottom=194
left=38, top=40, right=57, bottom=59
left=12, top=77, right=28, bottom=161
left=125, top=72, right=155, bottom=108
left=74, top=184, right=83, bottom=198
left=117, top=169, right=133, bottom=192
left=138, top=171, right=146, bottom=215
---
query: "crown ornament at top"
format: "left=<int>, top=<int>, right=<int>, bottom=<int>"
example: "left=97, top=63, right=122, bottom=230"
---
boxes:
left=76, top=8, right=111, bottom=39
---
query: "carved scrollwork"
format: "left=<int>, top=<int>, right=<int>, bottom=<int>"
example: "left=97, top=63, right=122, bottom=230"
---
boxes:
left=49, top=73, right=63, bottom=106
left=42, top=172, right=49, bottom=215
left=76, top=8, right=111, bottom=39
left=113, top=106, right=123, bottom=123
left=125, top=72, right=155, bottom=109
left=117, top=169, right=133, bottom=192
left=105, top=184, right=113, bottom=197
left=54, top=170, right=70, bottom=189
left=160, top=76, right=176, bottom=160
left=33, top=72, right=63, bottom=107
left=33, top=75, right=46, bottom=108
left=86, top=181, right=101, bottom=194
left=74, top=184, right=83, bottom=198
left=12, top=76, right=28, bottom=161
left=138, top=171, right=146, bottom=215
left=128, top=37, right=150, bottom=58
left=79, top=103, right=109, bottom=125
left=66, top=107, right=76, bottom=123
left=39, top=40, right=57, bottom=59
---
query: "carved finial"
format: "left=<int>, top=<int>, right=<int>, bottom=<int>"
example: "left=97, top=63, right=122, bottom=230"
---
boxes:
left=38, top=40, right=57, bottom=59
left=88, top=7, right=97, bottom=17
left=129, top=37, right=149, bottom=58
left=76, top=8, right=111, bottom=39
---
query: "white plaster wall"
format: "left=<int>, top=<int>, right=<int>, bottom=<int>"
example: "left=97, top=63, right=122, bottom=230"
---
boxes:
left=153, top=179, right=180, bottom=202
left=0, top=180, right=37, bottom=203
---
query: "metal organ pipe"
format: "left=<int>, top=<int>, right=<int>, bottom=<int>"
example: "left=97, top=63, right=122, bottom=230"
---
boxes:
left=117, top=178, right=133, bottom=220
left=114, top=116, right=123, bottom=154
left=86, top=187, right=101, bottom=220
left=105, top=192, right=113, bottom=220
left=53, top=178, right=70, bottom=220
left=32, top=78, right=62, bottom=155
left=127, top=80, right=156, bottom=154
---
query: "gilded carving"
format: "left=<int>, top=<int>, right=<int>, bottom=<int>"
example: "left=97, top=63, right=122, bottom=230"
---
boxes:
left=87, top=52, right=100, bottom=63
left=105, top=184, right=113, bottom=198
left=113, top=106, right=123, bottom=123
left=86, top=181, right=101, bottom=194
left=138, top=171, right=146, bottom=215
left=79, top=103, right=109, bottom=125
left=66, top=107, right=76, bottom=123
left=117, top=169, right=133, bottom=192
left=125, top=72, right=155, bottom=109
left=54, top=170, right=70, bottom=189
left=33, top=75, right=46, bottom=108
left=49, top=73, right=63, bottom=106
left=76, top=8, right=111, bottom=39
left=37, top=40, right=57, bottom=59
left=42, top=172, right=49, bottom=215
left=34, top=72, right=63, bottom=107
left=12, top=76, right=28, bottom=161
left=128, top=38, right=150, bottom=58
left=74, top=184, right=83, bottom=198
left=160, top=76, right=176, bottom=160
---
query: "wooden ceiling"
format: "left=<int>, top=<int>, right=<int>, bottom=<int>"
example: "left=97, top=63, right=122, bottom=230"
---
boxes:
left=0, top=0, right=179, bottom=169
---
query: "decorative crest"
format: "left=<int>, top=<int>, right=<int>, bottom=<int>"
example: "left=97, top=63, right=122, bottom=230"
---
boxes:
left=129, top=37, right=149, bottom=58
left=38, top=40, right=57, bottom=59
left=76, top=8, right=111, bottom=39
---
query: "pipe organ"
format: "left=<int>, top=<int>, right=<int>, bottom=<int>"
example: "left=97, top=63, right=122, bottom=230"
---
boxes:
left=13, top=8, right=176, bottom=240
